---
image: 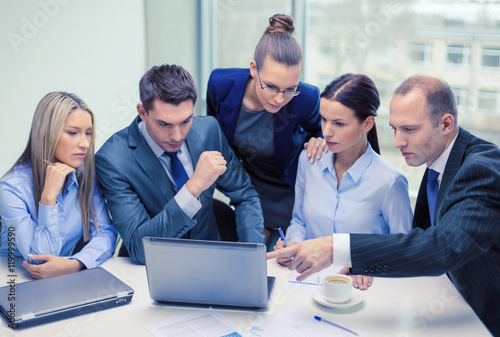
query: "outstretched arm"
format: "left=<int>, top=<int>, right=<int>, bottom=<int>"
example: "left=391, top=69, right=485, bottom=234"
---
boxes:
left=267, top=236, right=333, bottom=281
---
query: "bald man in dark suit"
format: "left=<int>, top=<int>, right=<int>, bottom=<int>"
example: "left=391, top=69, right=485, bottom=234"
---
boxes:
left=268, top=75, right=500, bottom=336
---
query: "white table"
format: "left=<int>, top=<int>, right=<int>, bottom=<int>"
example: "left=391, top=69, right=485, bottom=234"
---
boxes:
left=0, top=257, right=491, bottom=336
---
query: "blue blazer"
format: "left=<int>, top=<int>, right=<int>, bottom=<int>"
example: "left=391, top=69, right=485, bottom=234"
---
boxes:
left=207, top=68, right=322, bottom=187
left=95, top=116, right=264, bottom=264
left=349, top=128, right=500, bottom=335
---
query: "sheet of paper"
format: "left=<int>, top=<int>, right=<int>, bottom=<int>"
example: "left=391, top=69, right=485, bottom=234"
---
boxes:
left=246, top=308, right=367, bottom=337
left=287, top=264, right=344, bottom=289
left=144, top=309, right=243, bottom=337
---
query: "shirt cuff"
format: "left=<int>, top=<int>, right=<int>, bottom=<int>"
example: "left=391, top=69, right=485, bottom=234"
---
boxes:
left=333, top=233, right=352, bottom=268
left=174, top=185, right=202, bottom=218
left=69, top=255, right=90, bottom=269
left=38, top=202, right=60, bottom=229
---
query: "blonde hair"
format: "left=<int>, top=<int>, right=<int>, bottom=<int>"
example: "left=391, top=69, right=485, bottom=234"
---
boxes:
left=12, top=92, right=97, bottom=241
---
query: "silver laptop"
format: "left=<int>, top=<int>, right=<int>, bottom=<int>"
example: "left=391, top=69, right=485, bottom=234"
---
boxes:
left=143, top=237, right=275, bottom=309
left=0, top=267, right=133, bottom=328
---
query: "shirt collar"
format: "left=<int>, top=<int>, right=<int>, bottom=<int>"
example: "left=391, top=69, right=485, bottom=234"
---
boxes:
left=345, top=143, right=375, bottom=183
left=322, top=143, right=375, bottom=183
left=428, top=130, right=459, bottom=175
left=319, top=151, right=334, bottom=173
left=64, top=171, right=79, bottom=193
left=138, top=120, right=187, bottom=158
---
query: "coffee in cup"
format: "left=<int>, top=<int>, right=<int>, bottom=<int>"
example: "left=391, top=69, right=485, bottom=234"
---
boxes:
left=325, top=276, right=350, bottom=284
left=317, top=274, right=352, bottom=303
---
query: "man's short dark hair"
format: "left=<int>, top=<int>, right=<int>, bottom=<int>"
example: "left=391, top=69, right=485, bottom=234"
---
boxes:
left=139, top=64, right=197, bottom=111
left=394, top=75, right=458, bottom=127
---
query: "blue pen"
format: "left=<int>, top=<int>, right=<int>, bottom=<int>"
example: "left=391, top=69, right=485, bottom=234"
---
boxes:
left=277, top=228, right=288, bottom=247
left=314, top=316, right=358, bottom=336
left=277, top=228, right=293, bottom=259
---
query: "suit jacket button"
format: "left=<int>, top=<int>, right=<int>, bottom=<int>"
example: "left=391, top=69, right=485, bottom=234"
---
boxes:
left=369, top=266, right=375, bottom=273
left=383, top=264, right=389, bottom=272
left=363, top=266, right=369, bottom=274
left=376, top=265, right=383, bottom=273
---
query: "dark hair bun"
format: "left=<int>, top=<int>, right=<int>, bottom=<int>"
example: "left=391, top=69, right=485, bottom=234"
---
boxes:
left=266, top=14, right=294, bottom=34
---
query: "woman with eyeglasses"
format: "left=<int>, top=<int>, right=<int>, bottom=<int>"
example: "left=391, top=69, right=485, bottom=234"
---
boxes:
left=274, top=74, right=413, bottom=290
left=0, top=92, right=117, bottom=279
left=207, top=14, right=325, bottom=249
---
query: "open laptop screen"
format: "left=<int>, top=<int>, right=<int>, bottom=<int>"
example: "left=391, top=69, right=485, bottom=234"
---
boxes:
left=143, top=237, right=273, bottom=309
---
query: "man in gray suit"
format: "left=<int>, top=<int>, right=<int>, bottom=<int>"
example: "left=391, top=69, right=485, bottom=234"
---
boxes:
left=268, top=75, right=500, bottom=335
left=96, top=64, right=264, bottom=264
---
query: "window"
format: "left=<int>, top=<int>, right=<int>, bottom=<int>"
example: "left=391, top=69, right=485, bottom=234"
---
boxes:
left=316, top=74, right=333, bottom=92
left=373, top=78, right=394, bottom=105
left=481, top=46, right=500, bottom=68
left=409, top=42, right=433, bottom=65
left=303, top=1, right=500, bottom=193
left=452, top=87, right=468, bottom=109
left=371, top=42, right=395, bottom=67
left=318, top=38, right=337, bottom=57
left=447, top=44, right=471, bottom=66
left=215, top=0, right=292, bottom=68
left=146, top=1, right=500, bottom=193
left=477, top=90, right=500, bottom=114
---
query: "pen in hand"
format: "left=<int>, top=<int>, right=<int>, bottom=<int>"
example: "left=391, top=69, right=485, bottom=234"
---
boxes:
left=277, top=228, right=293, bottom=260
left=278, top=228, right=288, bottom=247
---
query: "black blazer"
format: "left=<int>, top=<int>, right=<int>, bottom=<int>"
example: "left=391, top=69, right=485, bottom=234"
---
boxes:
left=350, top=128, right=500, bottom=335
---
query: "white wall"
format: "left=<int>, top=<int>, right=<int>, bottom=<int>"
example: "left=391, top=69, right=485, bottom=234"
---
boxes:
left=145, top=0, right=204, bottom=114
left=146, top=0, right=197, bottom=73
left=0, top=0, right=146, bottom=176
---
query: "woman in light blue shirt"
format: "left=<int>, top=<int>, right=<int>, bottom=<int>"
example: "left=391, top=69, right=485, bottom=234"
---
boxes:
left=0, top=92, right=117, bottom=279
left=275, top=74, right=412, bottom=289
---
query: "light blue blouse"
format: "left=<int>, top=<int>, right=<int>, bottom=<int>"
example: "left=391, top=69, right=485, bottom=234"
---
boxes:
left=286, top=145, right=412, bottom=242
left=0, top=162, right=117, bottom=268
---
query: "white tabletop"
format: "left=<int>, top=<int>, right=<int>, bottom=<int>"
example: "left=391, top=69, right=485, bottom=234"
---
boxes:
left=0, top=257, right=491, bottom=336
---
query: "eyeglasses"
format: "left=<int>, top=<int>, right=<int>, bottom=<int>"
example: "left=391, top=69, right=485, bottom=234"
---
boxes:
left=256, top=70, right=301, bottom=97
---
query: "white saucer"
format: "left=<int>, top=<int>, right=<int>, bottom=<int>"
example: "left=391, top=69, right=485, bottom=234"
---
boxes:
left=312, top=288, right=363, bottom=308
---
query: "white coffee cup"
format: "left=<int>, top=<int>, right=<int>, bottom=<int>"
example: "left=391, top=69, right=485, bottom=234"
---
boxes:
left=317, top=274, right=352, bottom=303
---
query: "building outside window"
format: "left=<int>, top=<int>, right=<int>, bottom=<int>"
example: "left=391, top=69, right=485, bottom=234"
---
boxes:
left=147, top=0, right=500, bottom=194
left=452, top=87, right=468, bottom=109
left=477, top=90, right=500, bottom=114
left=447, top=44, right=471, bottom=66
left=319, top=38, right=337, bottom=58
left=409, top=42, right=433, bottom=65
left=372, top=42, right=396, bottom=67
left=481, top=46, right=500, bottom=68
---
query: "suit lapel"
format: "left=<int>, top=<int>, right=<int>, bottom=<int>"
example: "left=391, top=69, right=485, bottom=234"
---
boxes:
left=414, top=128, right=470, bottom=229
left=218, top=73, right=249, bottom=146
left=438, top=128, right=470, bottom=202
left=184, top=120, right=210, bottom=212
left=185, top=122, right=203, bottom=170
left=128, top=117, right=176, bottom=201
